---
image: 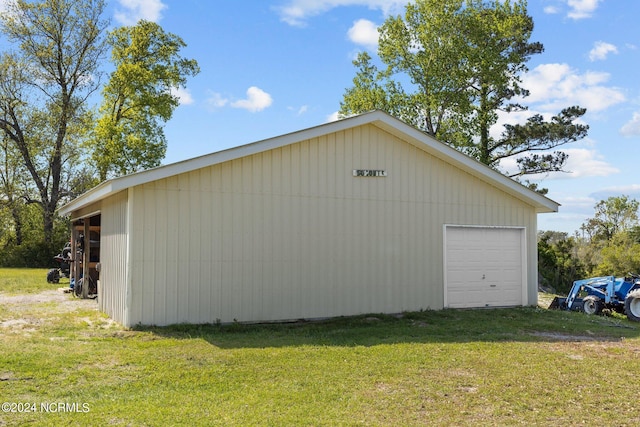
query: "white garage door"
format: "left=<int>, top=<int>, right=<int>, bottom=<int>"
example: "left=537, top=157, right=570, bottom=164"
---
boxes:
left=444, top=226, right=526, bottom=309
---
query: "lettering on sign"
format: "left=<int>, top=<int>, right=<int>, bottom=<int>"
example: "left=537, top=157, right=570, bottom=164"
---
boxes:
left=353, top=169, right=387, bottom=177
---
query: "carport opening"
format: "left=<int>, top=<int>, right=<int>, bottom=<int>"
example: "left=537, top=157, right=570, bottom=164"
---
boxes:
left=71, top=214, right=101, bottom=298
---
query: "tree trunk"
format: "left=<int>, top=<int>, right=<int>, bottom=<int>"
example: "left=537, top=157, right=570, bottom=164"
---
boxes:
left=43, top=202, right=55, bottom=245
left=10, top=203, right=23, bottom=246
left=478, top=83, right=491, bottom=165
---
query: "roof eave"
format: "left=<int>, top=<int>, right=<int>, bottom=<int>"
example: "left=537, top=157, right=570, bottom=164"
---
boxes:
left=57, top=110, right=559, bottom=216
left=58, top=112, right=384, bottom=216
left=368, top=112, right=560, bottom=214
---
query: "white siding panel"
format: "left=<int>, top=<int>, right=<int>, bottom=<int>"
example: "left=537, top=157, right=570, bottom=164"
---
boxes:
left=125, top=124, right=539, bottom=325
left=99, top=190, right=129, bottom=325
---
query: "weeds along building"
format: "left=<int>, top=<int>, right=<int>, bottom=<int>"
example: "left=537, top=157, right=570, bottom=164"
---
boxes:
left=58, top=110, right=558, bottom=327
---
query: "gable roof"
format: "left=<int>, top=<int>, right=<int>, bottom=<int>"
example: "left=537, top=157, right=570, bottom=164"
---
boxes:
left=58, top=110, right=559, bottom=216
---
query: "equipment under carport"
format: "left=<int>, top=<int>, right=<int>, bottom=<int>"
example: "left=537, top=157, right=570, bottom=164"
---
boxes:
left=549, top=274, right=640, bottom=321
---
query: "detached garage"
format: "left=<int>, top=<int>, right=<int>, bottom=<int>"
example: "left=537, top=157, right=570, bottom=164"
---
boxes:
left=58, top=110, right=558, bottom=327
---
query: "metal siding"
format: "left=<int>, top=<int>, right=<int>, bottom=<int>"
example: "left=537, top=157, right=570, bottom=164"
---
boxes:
left=99, top=190, right=129, bottom=325
left=126, top=123, right=539, bottom=325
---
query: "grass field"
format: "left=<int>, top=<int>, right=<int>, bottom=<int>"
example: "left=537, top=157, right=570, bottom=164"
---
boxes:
left=2, top=268, right=640, bottom=426
left=0, top=268, right=69, bottom=294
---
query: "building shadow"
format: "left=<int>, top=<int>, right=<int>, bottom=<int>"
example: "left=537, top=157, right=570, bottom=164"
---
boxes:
left=132, top=306, right=640, bottom=349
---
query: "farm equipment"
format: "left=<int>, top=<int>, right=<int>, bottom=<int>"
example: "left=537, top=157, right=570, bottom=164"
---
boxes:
left=549, top=274, right=640, bottom=321
left=46, top=242, right=72, bottom=284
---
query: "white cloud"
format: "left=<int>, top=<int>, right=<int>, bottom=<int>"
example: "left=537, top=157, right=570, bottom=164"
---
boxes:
left=170, top=87, right=194, bottom=105
left=567, top=0, right=601, bottom=19
left=347, top=19, right=379, bottom=50
left=115, top=0, right=167, bottom=25
left=588, top=41, right=618, bottom=61
left=561, top=148, right=620, bottom=177
left=287, top=105, right=309, bottom=115
left=275, top=0, right=407, bottom=26
left=521, top=63, right=625, bottom=112
left=326, top=111, right=341, bottom=122
left=500, top=147, right=619, bottom=181
left=490, top=109, right=544, bottom=141
left=620, top=112, right=640, bottom=137
left=538, top=194, right=597, bottom=232
left=492, top=59, right=624, bottom=184
left=230, top=86, right=273, bottom=112
left=206, top=87, right=273, bottom=112
left=543, top=6, right=560, bottom=14
left=206, top=92, right=229, bottom=110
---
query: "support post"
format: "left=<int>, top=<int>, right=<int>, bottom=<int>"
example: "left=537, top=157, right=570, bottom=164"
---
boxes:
left=82, top=220, right=90, bottom=299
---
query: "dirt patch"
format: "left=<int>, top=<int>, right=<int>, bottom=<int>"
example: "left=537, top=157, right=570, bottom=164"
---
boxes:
left=0, top=318, right=36, bottom=327
left=1, top=289, right=96, bottom=310
left=529, top=331, right=623, bottom=342
left=0, top=289, right=98, bottom=332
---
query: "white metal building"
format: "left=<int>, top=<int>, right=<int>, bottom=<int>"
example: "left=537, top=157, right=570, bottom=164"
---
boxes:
left=58, top=110, right=558, bottom=326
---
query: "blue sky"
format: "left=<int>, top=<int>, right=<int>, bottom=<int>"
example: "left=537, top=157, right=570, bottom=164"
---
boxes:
left=106, top=0, right=639, bottom=234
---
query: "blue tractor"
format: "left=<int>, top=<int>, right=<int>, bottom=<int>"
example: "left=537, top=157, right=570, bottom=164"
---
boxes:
left=549, top=274, right=640, bottom=321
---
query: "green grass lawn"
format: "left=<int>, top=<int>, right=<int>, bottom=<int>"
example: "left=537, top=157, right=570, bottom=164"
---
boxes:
left=0, top=268, right=68, bottom=294
left=2, top=268, right=640, bottom=426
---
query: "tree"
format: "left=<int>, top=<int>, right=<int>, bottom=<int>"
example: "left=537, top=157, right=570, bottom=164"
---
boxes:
left=575, top=196, right=640, bottom=276
left=340, top=0, right=588, bottom=179
left=580, top=195, right=639, bottom=243
left=538, top=230, right=584, bottom=293
left=342, top=0, right=471, bottom=143
left=90, top=20, right=200, bottom=181
left=0, top=132, right=25, bottom=245
left=0, top=0, right=108, bottom=244
left=593, top=233, right=640, bottom=277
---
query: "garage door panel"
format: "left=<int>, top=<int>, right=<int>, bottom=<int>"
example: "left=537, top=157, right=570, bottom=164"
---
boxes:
left=448, top=270, right=485, bottom=289
left=484, top=290, right=521, bottom=306
left=445, top=226, right=525, bottom=308
left=448, top=289, right=487, bottom=308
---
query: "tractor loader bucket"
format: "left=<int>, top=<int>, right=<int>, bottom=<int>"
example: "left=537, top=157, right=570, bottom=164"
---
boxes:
left=548, top=296, right=571, bottom=310
left=548, top=297, right=560, bottom=310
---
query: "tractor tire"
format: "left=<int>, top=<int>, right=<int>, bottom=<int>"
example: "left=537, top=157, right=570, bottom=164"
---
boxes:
left=46, top=269, right=60, bottom=284
left=582, top=296, right=603, bottom=315
left=625, top=290, right=640, bottom=322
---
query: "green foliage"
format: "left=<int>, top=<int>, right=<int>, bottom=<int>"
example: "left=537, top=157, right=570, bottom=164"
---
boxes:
left=0, top=132, right=28, bottom=245
left=1, top=239, right=59, bottom=268
left=629, top=225, right=640, bottom=244
left=342, top=0, right=472, bottom=140
left=538, top=231, right=584, bottom=293
left=90, top=20, right=200, bottom=181
left=0, top=204, right=68, bottom=267
left=503, top=106, right=587, bottom=176
left=580, top=195, right=639, bottom=243
left=0, top=0, right=108, bottom=243
left=576, top=195, right=640, bottom=277
left=593, top=233, right=640, bottom=277
left=340, top=0, right=587, bottom=179
left=0, top=5, right=200, bottom=262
